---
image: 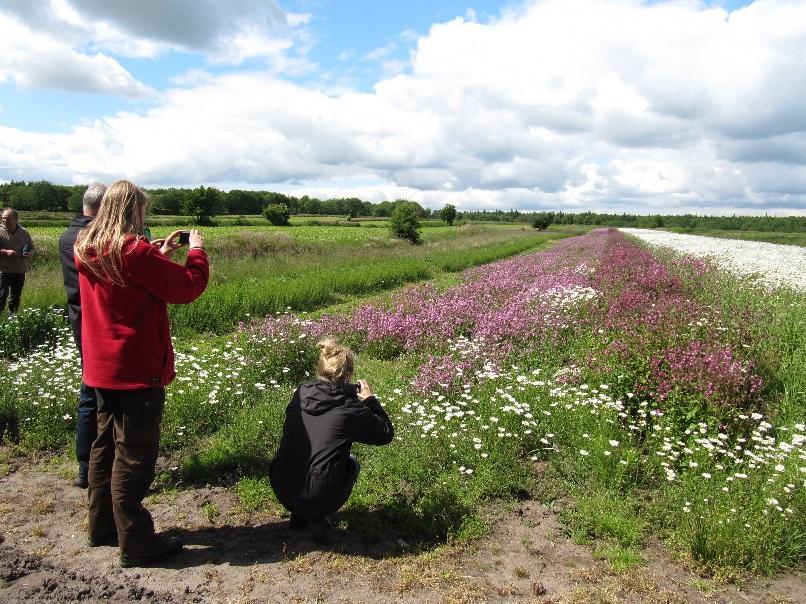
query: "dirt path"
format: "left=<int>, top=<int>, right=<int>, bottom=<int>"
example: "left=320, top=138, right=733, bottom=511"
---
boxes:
left=1, top=455, right=803, bottom=603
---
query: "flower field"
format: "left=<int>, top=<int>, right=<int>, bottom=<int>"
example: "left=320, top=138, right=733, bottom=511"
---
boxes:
left=621, top=228, right=806, bottom=292
left=1, top=228, right=803, bottom=575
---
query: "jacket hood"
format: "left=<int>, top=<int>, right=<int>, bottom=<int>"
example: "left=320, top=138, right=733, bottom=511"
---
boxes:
left=70, top=214, right=94, bottom=229
left=298, top=379, right=357, bottom=415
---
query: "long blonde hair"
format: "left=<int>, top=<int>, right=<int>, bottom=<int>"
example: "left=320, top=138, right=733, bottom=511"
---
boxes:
left=74, top=180, right=148, bottom=285
left=316, top=339, right=355, bottom=383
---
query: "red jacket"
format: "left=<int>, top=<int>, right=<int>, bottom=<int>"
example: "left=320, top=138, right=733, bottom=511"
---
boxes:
left=76, top=236, right=209, bottom=389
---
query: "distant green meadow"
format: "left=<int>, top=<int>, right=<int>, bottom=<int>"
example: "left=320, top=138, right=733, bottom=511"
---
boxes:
left=20, top=222, right=574, bottom=335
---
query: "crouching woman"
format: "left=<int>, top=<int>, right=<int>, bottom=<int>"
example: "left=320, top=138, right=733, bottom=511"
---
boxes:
left=270, top=339, right=394, bottom=540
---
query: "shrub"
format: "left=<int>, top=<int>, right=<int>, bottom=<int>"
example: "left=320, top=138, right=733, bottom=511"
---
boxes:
left=390, top=202, right=422, bottom=244
left=531, top=213, right=552, bottom=230
left=263, top=203, right=290, bottom=226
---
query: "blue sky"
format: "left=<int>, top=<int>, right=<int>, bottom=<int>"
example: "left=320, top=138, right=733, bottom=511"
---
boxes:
left=1, top=0, right=804, bottom=215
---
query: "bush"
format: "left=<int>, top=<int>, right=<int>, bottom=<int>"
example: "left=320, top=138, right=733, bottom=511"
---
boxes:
left=390, top=202, right=422, bottom=244
left=263, top=203, right=290, bottom=226
left=531, top=213, right=552, bottom=230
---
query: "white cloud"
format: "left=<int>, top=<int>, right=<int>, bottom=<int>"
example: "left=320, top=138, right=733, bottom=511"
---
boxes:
left=0, top=0, right=313, bottom=88
left=2, top=0, right=806, bottom=215
left=362, top=42, right=398, bottom=62
left=0, top=12, right=151, bottom=97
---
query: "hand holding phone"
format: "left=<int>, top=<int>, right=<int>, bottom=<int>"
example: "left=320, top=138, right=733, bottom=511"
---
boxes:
left=357, top=379, right=374, bottom=400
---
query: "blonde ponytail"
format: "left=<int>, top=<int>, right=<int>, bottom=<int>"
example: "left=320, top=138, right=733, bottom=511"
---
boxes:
left=316, top=339, right=355, bottom=383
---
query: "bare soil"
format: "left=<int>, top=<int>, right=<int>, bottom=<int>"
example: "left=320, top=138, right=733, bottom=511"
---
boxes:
left=1, top=452, right=803, bottom=603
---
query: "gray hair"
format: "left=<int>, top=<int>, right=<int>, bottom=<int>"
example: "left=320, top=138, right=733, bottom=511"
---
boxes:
left=83, top=182, right=107, bottom=213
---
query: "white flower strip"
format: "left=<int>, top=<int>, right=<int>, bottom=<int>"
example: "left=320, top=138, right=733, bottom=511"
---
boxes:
left=619, top=229, right=806, bottom=292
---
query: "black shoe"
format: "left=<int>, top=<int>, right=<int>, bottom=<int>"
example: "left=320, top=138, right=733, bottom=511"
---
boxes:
left=289, top=514, right=310, bottom=531
left=309, top=517, right=333, bottom=544
left=74, top=475, right=89, bottom=489
left=120, top=535, right=183, bottom=568
left=87, top=531, right=118, bottom=547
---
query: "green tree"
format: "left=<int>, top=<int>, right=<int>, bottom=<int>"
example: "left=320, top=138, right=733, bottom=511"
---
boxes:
left=531, top=212, right=552, bottom=230
left=149, top=188, right=185, bottom=215
left=263, top=203, right=290, bottom=226
left=390, top=201, right=422, bottom=244
left=67, top=185, right=86, bottom=213
left=439, top=203, right=457, bottom=225
left=373, top=200, right=396, bottom=217
left=182, top=186, right=221, bottom=225
left=226, top=190, right=266, bottom=214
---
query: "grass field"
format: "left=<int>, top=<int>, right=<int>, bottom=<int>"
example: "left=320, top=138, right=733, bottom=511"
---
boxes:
left=1, top=226, right=803, bottom=578
left=20, top=223, right=578, bottom=334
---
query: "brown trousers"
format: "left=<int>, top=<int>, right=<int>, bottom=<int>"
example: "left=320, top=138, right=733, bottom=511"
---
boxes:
left=87, top=387, right=165, bottom=554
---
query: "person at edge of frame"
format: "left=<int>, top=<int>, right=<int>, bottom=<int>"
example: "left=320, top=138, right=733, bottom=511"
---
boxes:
left=270, top=338, right=395, bottom=543
left=59, top=182, right=107, bottom=489
left=0, top=207, right=35, bottom=316
left=74, top=179, right=208, bottom=568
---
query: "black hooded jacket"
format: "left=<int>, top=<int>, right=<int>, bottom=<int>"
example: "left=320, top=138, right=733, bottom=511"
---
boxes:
left=58, top=214, right=93, bottom=352
left=270, top=379, right=394, bottom=516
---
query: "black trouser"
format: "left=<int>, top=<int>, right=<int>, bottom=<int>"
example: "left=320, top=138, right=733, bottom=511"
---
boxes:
left=0, top=272, right=25, bottom=314
left=271, top=456, right=361, bottom=519
left=75, top=381, right=98, bottom=479
left=87, top=387, right=164, bottom=554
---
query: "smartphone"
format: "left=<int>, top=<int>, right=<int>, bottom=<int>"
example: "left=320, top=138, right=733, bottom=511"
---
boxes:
left=178, top=231, right=190, bottom=245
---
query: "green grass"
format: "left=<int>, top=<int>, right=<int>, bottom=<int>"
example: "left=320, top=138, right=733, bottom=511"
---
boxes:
left=235, top=477, right=278, bottom=513
left=562, top=492, right=646, bottom=548
left=19, top=223, right=572, bottom=335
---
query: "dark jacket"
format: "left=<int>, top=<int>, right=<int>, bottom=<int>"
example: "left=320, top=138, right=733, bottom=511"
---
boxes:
left=59, top=214, right=93, bottom=351
left=270, top=379, right=394, bottom=516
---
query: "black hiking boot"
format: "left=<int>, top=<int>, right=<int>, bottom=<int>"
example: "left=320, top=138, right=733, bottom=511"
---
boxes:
left=289, top=514, right=310, bottom=531
left=87, top=530, right=118, bottom=547
left=120, top=535, right=183, bottom=568
left=309, top=516, right=333, bottom=544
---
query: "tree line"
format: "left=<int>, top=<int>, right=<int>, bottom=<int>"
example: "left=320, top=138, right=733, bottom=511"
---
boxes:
left=0, top=181, right=433, bottom=218
left=0, top=180, right=803, bottom=232
left=458, top=210, right=806, bottom=232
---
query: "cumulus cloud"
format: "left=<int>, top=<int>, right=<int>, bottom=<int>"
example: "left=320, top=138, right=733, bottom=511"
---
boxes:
left=0, top=0, right=311, bottom=91
left=0, top=12, right=151, bottom=97
left=2, top=0, right=806, bottom=214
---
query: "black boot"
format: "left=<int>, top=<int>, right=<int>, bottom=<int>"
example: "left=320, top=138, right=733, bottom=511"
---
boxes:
left=120, top=534, right=183, bottom=568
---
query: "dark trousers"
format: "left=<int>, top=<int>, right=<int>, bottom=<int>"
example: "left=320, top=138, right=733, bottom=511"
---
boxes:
left=272, top=455, right=361, bottom=519
left=75, top=382, right=98, bottom=479
left=88, top=387, right=165, bottom=554
left=0, top=272, right=25, bottom=314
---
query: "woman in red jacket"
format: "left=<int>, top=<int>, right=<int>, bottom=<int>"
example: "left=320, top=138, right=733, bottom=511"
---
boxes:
left=75, top=180, right=209, bottom=567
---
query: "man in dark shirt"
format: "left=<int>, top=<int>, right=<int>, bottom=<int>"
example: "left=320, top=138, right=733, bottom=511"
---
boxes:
left=59, top=183, right=105, bottom=488
left=0, top=207, right=35, bottom=315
